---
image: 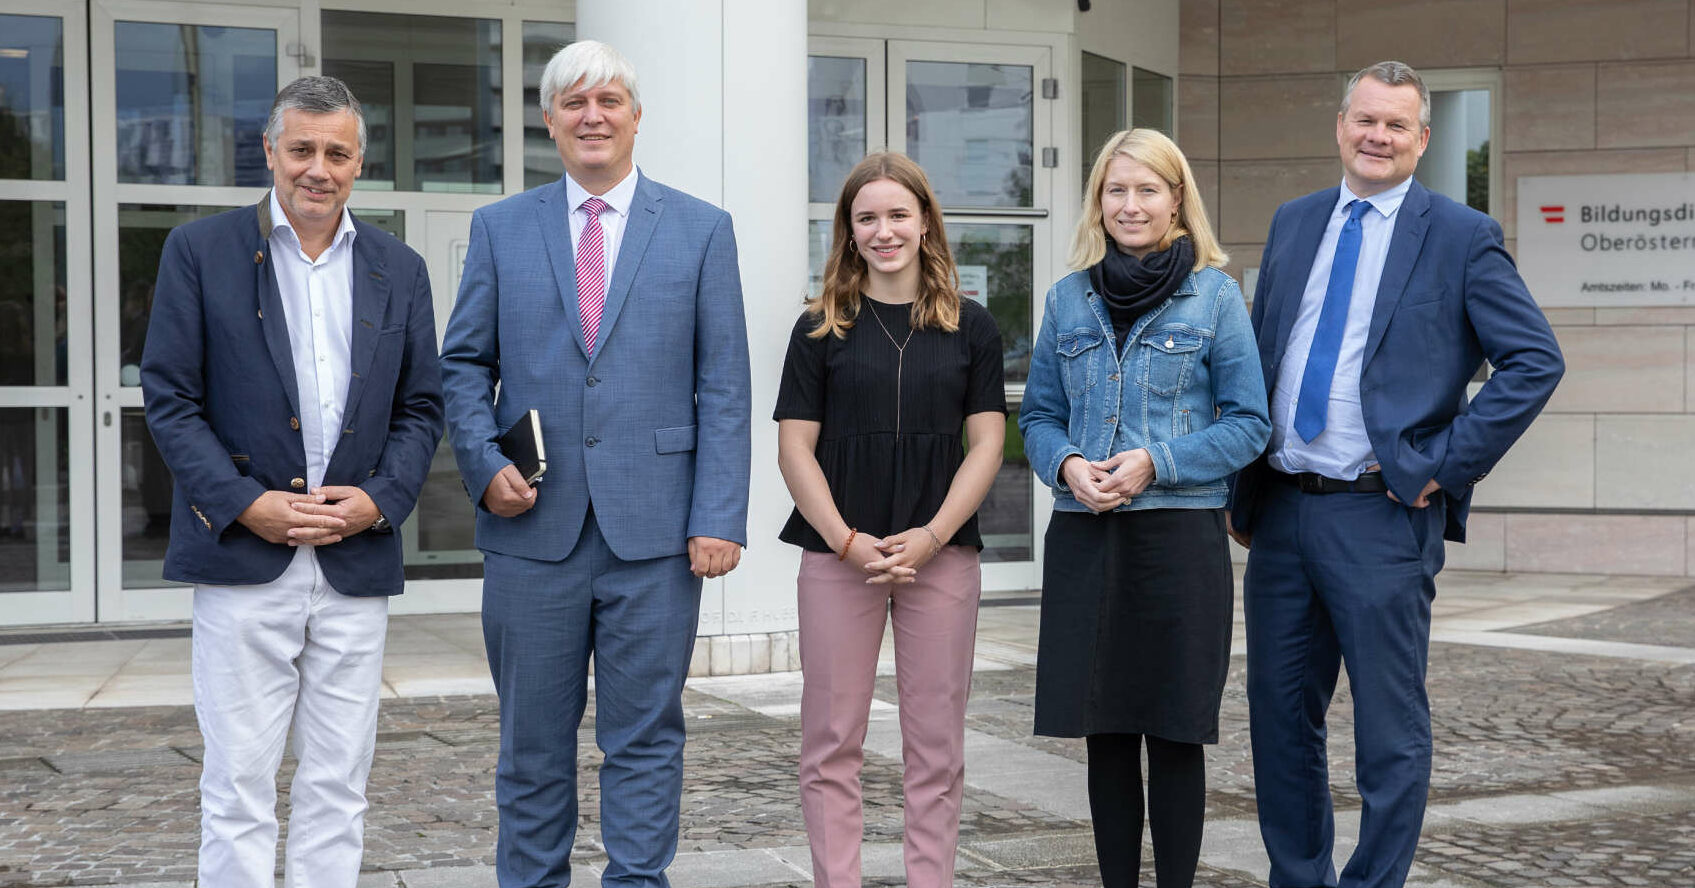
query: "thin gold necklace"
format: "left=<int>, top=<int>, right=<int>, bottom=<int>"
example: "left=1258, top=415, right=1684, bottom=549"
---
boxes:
left=864, top=299, right=914, bottom=441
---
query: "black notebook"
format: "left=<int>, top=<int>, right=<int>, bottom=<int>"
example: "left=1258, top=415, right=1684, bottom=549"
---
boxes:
left=498, top=409, right=547, bottom=486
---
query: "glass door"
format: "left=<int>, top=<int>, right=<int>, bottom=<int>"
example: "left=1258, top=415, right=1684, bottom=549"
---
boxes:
left=0, top=1, right=95, bottom=625
left=891, top=40, right=1052, bottom=592
left=806, top=38, right=1055, bottom=592
left=90, top=0, right=301, bottom=621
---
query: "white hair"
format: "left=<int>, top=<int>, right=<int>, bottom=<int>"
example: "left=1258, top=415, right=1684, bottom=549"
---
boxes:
left=539, top=40, right=641, bottom=114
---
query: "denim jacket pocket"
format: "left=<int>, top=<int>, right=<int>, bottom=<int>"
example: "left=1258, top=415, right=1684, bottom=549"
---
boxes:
left=1056, top=327, right=1106, bottom=397
left=1138, top=329, right=1204, bottom=396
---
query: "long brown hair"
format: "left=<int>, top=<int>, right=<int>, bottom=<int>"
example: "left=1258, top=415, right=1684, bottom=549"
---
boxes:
left=808, top=152, right=960, bottom=339
left=1069, top=129, right=1227, bottom=272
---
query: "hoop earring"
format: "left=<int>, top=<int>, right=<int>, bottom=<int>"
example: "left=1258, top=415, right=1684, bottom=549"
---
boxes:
left=847, top=238, right=857, bottom=252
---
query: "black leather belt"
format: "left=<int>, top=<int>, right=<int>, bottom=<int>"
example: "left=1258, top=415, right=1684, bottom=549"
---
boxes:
left=1271, top=470, right=1388, bottom=494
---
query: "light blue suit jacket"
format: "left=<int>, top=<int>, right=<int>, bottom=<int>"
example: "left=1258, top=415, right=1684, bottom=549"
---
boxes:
left=439, top=172, right=751, bottom=562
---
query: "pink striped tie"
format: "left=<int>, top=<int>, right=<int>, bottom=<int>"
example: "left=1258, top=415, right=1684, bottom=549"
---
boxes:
left=576, top=197, right=609, bottom=355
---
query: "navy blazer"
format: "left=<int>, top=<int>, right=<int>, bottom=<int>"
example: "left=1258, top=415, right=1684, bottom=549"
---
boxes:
left=439, top=172, right=751, bottom=562
left=1229, top=179, right=1564, bottom=543
left=140, top=198, right=444, bottom=596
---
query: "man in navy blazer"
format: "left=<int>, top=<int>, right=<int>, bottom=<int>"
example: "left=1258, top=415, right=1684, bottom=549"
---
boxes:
left=439, top=41, right=751, bottom=888
left=141, top=77, right=442, bottom=888
left=1228, top=62, right=1563, bottom=888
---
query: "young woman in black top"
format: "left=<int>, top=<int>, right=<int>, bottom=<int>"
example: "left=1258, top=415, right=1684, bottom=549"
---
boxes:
left=775, top=152, right=1005, bottom=888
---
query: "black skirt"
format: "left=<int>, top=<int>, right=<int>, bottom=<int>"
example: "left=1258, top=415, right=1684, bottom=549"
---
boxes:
left=1033, top=508, right=1233, bottom=743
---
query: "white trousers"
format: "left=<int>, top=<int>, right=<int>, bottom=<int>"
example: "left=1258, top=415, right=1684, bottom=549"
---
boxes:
left=192, top=546, right=389, bottom=888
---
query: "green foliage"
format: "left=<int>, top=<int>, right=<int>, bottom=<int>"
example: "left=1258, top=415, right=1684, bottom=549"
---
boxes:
left=1466, top=139, right=1490, bottom=215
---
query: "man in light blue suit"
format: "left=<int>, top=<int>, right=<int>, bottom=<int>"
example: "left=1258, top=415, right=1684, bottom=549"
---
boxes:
left=1228, top=62, right=1563, bottom=888
left=439, top=40, right=751, bottom=888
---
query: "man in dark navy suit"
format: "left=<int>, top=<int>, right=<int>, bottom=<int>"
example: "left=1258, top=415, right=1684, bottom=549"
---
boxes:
left=1228, top=62, right=1563, bottom=888
left=141, top=76, right=442, bottom=888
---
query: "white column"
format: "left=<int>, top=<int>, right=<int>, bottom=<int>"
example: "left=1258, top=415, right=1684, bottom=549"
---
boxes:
left=579, top=0, right=808, bottom=654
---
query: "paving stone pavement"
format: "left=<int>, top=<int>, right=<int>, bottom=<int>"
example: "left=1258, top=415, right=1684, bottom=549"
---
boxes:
left=3, top=576, right=1695, bottom=887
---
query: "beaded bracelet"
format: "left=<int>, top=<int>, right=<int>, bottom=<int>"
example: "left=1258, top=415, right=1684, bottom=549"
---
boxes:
left=837, top=528, right=858, bottom=561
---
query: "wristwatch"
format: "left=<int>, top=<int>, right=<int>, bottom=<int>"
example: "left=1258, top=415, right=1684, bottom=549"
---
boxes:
left=369, top=512, right=391, bottom=533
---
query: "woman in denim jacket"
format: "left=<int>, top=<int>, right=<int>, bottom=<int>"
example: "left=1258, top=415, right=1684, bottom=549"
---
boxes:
left=1019, top=129, right=1269, bottom=888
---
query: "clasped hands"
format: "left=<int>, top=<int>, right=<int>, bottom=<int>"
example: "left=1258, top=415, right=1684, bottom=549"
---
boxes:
left=237, top=486, right=380, bottom=546
left=1062, top=449, right=1155, bottom=514
left=840, top=526, right=943, bottom=585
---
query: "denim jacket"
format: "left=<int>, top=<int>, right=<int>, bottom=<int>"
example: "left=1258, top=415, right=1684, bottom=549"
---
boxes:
left=1019, top=265, right=1270, bottom=512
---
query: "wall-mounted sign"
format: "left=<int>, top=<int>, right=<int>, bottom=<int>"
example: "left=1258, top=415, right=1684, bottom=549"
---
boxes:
left=1517, top=172, right=1695, bottom=307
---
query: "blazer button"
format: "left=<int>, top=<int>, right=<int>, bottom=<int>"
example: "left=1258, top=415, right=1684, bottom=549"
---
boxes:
left=1105, top=415, right=1117, bottom=424
left=1108, top=373, right=1120, bottom=381
left=585, top=436, right=599, bottom=448
left=586, top=376, right=599, bottom=387
left=290, top=477, right=306, bottom=489
left=289, top=416, right=300, bottom=430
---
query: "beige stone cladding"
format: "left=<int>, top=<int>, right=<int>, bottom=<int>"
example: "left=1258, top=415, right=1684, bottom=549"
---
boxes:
left=1180, top=0, right=1695, bottom=575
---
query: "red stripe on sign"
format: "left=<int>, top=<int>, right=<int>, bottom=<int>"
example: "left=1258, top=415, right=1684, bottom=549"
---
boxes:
left=1545, top=216, right=1564, bottom=223
left=1539, top=205, right=1564, bottom=213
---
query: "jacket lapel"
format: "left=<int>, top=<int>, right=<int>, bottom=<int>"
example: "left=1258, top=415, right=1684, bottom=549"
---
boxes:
left=1270, top=188, right=1339, bottom=370
left=341, top=218, right=392, bottom=422
left=1362, top=180, right=1432, bottom=367
left=254, top=195, right=302, bottom=418
left=536, top=178, right=590, bottom=359
left=591, top=172, right=663, bottom=365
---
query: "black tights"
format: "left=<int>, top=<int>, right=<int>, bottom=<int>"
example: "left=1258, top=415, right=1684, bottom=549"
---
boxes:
left=1085, top=733, right=1206, bottom=888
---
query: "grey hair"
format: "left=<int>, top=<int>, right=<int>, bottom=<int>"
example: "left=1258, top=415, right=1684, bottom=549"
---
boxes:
left=1340, top=61, right=1430, bottom=129
left=539, top=40, right=641, bottom=114
left=264, top=76, right=367, bottom=154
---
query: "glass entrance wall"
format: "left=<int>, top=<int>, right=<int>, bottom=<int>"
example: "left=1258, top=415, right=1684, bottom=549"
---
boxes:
left=0, top=1, right=92, bottom=623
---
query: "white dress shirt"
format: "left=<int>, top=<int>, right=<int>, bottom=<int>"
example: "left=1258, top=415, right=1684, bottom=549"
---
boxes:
left=1268, top=176, right=1412, bottom=480
left=268, top=189, right=357, bottom=492
left=565, top=167, right=639, bottom=280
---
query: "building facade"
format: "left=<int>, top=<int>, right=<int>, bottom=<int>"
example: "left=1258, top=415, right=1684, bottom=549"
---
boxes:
left=1, top=0, right=1690, bottom=648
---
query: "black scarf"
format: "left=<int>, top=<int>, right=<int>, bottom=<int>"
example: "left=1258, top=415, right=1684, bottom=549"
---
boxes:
left=1089, top=236, right=1194, bottom=350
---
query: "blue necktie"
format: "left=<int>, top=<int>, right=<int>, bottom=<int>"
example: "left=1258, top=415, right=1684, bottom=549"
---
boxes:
left=1294, top=199, right=1373, bottom=443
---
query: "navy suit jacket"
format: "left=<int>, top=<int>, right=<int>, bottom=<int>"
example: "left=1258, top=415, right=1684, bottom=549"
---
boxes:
left=140, top=198, right=444, bottom=595
left=439, top=172, right=751, bottom=562
left=1229, top=179, right=1564, bottom=543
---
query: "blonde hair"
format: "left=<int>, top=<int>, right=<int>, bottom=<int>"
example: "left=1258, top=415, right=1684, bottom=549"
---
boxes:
left=1069, top=129, right=1227, bottom=272
left=808, top=152, right=960, bottom=339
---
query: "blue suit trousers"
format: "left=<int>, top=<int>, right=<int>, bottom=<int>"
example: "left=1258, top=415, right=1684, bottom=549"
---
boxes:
left=1245, top=482, right=1445, bottom=888
left=482, top=508, right=702, bottom=888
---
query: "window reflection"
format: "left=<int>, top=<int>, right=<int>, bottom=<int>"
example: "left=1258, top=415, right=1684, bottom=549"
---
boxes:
left=114, top=22, right=275, bottom=186
left=1131, top=67, right=1173, bottom=135
left=980, top=412, right=1031, bottom=564
left=1420, top=89, right=1491, bottom=215
left=0, top=14, right=65, bottom=181
left=1080, top=52, right=1126, bottom=191
left=117, top=205, right=236, bottom=387
left=523, top=21, right=574, bottom=191
left=323, top=12, right=502, bottom=194
left=906, top=61, right=1032, bottom=208
left=405, top=433, right=482, bottom=580
left=0, top=201, right=66, bottom=386
left=0, top=408, right=70, bottom=593
left=949, top=222, right=1033, bottom=384
left=808, top=56, right=866, bottom=203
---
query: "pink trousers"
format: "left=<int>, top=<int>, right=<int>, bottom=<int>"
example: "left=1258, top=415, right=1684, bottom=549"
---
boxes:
left=797, top=545, right=982, bottom=888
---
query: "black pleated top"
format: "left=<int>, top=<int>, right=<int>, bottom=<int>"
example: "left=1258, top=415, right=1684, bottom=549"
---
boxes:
left=775, top=297, right=1007, bottom=553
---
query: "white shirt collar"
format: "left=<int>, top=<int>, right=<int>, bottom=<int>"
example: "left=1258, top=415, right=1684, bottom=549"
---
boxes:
left=1336, top=175, right=1413, bottom=220
left=564, top=167, right=639, bottom=218
left=268, top=188, right=358, bottom=254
